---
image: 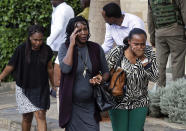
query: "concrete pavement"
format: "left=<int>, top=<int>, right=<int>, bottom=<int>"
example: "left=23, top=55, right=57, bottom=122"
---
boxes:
left=0, top=91, right=186, bottom=131
left=1, top=72, right=186, bottom=131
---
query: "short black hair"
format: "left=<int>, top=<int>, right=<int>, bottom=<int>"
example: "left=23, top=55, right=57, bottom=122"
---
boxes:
left=128, top=28, right=147, bottom=40
left=103, top=2, right=122, bottom=18
left=123, top=28, right=147, bottom=46
left=65, top=16, right=90, bottom=45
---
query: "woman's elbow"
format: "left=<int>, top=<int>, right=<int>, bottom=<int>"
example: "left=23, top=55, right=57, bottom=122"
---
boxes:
left=61, top=68, right=71, bottom=74
left=60, top=64, right=72, bottom=74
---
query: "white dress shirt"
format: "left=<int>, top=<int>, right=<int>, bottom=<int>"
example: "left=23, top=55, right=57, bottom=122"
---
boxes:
left=102, top=12, right=146, bottom=53
left=47, top=2, right=74, bottom=52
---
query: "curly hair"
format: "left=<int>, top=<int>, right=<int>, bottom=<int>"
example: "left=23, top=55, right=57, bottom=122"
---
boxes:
left=65, top=16, right=90, bottom=45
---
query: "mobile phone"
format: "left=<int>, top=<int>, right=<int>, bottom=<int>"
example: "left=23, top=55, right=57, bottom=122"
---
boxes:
left=141, top=58, right=148, bottom=64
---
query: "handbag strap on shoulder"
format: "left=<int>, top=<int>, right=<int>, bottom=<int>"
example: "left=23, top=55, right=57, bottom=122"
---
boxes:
left=114, top=47, right=124, bottom=70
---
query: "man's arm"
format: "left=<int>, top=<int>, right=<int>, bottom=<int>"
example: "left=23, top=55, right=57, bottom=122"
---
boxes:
left=176, top=0, right=186, bottom=25
left=47, top=9, right=66, bottom=47
left=102, top=24, right=114, bottom=53
left=176, top=0, right=186, bottom=37
left=147, top=0, right=155, bottom=47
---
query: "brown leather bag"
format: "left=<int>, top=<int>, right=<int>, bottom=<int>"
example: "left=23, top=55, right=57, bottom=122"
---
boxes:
left=109, top=67, right=126, bottom=96
left=108, top=48, right=126, bottom=96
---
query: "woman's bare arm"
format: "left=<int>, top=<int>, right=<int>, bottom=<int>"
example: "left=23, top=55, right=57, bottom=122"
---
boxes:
left=0, top=65, right=14, bottom=81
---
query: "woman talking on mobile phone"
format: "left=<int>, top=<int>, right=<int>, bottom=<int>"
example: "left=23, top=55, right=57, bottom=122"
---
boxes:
left=57, top=16, right=109, bottom=131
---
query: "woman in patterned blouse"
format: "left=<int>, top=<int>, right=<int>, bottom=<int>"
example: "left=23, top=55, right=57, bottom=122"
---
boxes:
left=106, top=28, right=159, bottom=131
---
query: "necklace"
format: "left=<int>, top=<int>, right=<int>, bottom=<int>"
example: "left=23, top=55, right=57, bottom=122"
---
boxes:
left=78, top=48, right=88, bottom=78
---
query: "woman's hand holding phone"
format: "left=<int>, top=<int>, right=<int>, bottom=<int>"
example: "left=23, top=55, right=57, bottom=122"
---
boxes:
left=70, top=27, right=80, bottom=47
left=140, top=56, right=149, bottom=67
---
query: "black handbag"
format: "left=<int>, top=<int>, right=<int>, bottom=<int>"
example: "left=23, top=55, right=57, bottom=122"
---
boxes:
left=94, top=82, right=115, bottom=112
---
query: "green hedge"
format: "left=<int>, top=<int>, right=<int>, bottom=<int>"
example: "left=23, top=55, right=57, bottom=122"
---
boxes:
left=65, top=0, right=82, bottom=15
left=0, top=0, right=81, bottom=81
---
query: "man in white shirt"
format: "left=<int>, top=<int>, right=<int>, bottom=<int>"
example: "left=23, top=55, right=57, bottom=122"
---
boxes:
left=47, top=0, right=74, bottom=53
left=48, top=0, right=74, bottom=113
left=101, top=2, right=146, bottom=53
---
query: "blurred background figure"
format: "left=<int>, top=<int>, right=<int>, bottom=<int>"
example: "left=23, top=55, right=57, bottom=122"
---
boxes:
left=78, top=0, right=90, bottom=20
left=47, top=0, right=74, bottom=54
left=48, top=0, right=74, bottom=113
left=148, top=0, right=186, bottom=87
left=101, top=2, right=147, bottom=53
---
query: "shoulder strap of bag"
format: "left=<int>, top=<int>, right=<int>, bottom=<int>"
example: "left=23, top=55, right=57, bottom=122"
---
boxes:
left=114, top=47, right=124, bottom=70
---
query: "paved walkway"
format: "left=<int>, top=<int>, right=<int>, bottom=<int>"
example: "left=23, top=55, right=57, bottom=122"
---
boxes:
left=0, top=91, right=186, bottom=131
left=1, top=73, right=186, bottom=131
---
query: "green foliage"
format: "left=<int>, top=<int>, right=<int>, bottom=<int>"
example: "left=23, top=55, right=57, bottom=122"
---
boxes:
left=0, top=0, right=81, bottom=81
left=0, top=28, right=24, bottom=81
left=65, top=0, right=82, bottom=15
left=0, top=0, right=52, bottom=33
left=0, top=0, right=52, bottom=81
left=149, top=78, right=186, bottom=124
left=160, top=78, right=186, bottom=124
left=149, top=88, right=165, bottom=117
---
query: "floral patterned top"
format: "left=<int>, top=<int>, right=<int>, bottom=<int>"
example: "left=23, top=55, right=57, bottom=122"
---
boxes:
left=106, top=45, right=159, bottom=109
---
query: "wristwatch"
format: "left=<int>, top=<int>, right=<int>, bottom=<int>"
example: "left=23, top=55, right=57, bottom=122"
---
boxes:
left=141, top=58, right=148, bottom=64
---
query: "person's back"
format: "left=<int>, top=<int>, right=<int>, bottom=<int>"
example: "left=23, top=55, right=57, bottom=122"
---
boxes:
left=47, top=0, right=74, bottom=52
left=148, top=0, right=186, bottom=87
left=77, top=0, right=90, bottom=20
left=148, top=0, right=185, bottom=40
left=101, top=2, right=146, bottom=53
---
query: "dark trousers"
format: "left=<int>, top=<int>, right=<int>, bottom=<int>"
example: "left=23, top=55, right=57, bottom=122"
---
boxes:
left=156, top=35, right=186, bottom=87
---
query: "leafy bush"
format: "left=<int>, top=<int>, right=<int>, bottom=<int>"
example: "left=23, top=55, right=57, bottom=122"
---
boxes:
left=65, top=0, right=82, bottom=15
left=149, top=88, right=165, bottom=117
left=160, top=78, right=186, bottom=124
left=0, top=0, right=81, bottom=81
left=0, top=0, right=52, bottom=81
left=149, top=78, right=186, bottom=124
